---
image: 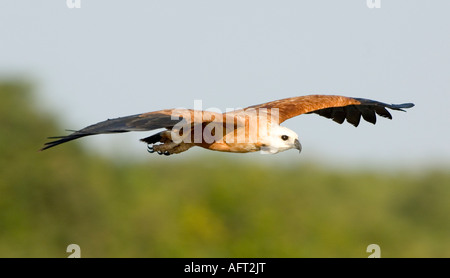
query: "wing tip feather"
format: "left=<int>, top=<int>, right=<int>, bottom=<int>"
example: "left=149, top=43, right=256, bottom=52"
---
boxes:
left=39, top=132, right=92, bottom=151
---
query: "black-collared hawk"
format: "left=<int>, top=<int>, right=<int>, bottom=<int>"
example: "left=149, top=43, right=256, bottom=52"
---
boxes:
left=40, top=95, right=414, bottom=156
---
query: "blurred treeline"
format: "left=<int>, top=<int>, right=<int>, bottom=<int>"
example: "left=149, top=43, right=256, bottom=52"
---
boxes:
left=1, top=81, right=450, bottom=257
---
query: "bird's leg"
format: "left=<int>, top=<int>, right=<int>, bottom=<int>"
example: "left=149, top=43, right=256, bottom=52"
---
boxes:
left=148, top=142, right=178, bottom=156
left=147, top=142, right=194, bottom=156
left=143, top=131, right=171, bottom=155
left=144, top=130, right=194, bottom=156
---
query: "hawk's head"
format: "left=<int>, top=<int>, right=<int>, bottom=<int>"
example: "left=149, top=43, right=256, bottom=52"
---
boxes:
left=261, top=125, right=301, bottom=154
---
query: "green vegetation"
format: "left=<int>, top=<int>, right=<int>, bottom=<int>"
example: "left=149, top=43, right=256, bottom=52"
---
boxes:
left=1, top=81, right=449, bottom=257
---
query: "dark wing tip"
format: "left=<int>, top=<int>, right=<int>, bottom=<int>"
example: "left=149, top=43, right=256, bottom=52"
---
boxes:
left=354, top=98, right=415, bottom=110
left=398, top=102, right=415, bottom=108
left=388, top=102, right=415, bottom=112
left=310, top=98, right=414, bottom=127
left=39, top=133, right=92, bottom=151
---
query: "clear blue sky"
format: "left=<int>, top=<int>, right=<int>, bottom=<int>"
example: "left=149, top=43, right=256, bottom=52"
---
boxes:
left=1, top=0, right=449, bottom=169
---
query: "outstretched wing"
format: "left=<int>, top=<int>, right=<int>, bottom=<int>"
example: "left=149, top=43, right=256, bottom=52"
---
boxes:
left=40, top=109, right=224, bottom=151
left=246, top=95, right=414, bottom=126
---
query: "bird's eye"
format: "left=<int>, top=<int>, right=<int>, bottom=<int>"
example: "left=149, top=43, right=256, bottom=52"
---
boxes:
left=281, top=135, right=289, bottom=141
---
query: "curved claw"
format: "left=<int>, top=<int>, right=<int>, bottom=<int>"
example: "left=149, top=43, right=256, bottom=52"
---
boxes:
left=157, top=151, right=163, bottom=155
left=147, top=145, right=154, bottom=153
left=164, top=151, right=171, bottom=156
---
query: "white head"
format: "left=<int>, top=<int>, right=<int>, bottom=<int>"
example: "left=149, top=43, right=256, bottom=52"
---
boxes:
left=261, top=125, right=302, bottom=154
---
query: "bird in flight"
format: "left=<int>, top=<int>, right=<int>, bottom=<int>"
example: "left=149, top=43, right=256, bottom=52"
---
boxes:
left=40, top=95, right=414, bottom=156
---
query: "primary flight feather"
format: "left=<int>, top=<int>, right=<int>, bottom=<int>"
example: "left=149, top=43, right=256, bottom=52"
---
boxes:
left=40, top=95, right=414, bottom=155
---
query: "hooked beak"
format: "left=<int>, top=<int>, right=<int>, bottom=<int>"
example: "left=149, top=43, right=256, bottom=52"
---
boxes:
left=294, top=139, right=302, bottom=153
